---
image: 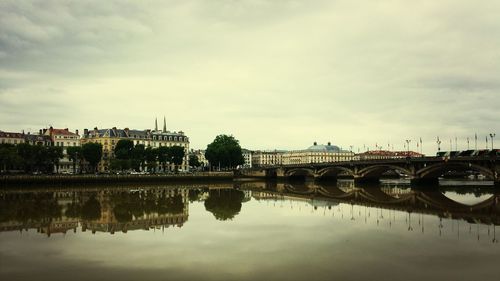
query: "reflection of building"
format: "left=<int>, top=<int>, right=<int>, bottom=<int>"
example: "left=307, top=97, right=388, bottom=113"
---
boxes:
left=82, top=189, right=190, bottom=234
left=0, top=188, right=191, bottom=236
left=43, top=127, right=81, bottom=173
left=281, top=142, right=354, bottom=165
left=81, top=118, right=189, bottom=172
left=38, top=220, right=79, bottom=237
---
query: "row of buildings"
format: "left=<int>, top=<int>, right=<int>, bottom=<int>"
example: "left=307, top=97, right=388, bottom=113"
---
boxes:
left=0, top=118, right=190, bottom=173
left=191, top=142, right=424, bottom=169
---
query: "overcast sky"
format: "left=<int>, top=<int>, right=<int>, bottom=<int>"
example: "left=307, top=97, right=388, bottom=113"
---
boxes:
left=1, top=0, right=499, bottom=153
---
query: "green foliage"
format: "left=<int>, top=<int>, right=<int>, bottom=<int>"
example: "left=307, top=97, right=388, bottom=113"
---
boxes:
left=82, top=142, right=103, bottom=172
left=3, top=143, right=64, bottom=173
left=169, top=145, right=185, bottom=171
left=110, top=159, right=131, bottom=171
left=0, top=143, right=21, bottom=172
left=145, top=147, right=158, bottom=171
left=204, top=189, right=245, bottom=220
left=67, top=146, right=82, bottom=174
left=47, top=146, right=63, bottom=172
left=205, top=135, right=244, bottom=169
left=157, top=146, right=170, bottom=171
left=189, top=154, right=201, bottom=168
left=131, top=144, right=146, bottom=171
left=114, top=139, right=134, bottom=160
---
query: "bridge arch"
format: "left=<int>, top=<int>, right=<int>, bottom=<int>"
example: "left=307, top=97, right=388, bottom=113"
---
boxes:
left=316, top=166, right=354, bottom=179
left=285, top=168, right=315, bottom=178
left=357, top=165, right=413, bottom=179
left=416, top=162, right=494, bottom=180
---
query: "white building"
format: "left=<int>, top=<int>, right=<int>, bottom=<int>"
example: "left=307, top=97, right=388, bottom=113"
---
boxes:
left=241, top=149, right=253, bottom=168
left=44, top=127, right=81, bottom=173
left=251, top=150, right=284, bottom=167
left=282, top=142, right=354, bottom=165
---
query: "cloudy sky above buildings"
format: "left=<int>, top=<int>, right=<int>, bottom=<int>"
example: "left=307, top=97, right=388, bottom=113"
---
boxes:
left=0, top=0, right=499, bottom=153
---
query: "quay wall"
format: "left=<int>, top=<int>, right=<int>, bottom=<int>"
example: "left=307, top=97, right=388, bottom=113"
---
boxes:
left=0, top=172, right=234, bottom=186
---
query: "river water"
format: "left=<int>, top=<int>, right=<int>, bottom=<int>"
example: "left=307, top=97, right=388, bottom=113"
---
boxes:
left=0, top=179, right=499, bottom=281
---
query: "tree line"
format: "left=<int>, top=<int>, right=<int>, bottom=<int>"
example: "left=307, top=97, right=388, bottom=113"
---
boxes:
left=1, top=133, right=245, bottom=174
left=0, top=142, right=103, bottom=174
left=110, top=139, right=186, bottom=172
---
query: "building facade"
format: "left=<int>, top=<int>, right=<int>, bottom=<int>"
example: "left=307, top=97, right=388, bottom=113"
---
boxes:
left=241, top=149, right=253, bottom=168
left=44, top=127, right=81, bottom=173
left=0, top=131, right=25, bottom=145
left=251, top=150, right=284, bottom=167
left=281, top=142, right=354, bottom=165
left=81, top=119, right=189, bottom=172
left=190, top=149, right=209, bottom=170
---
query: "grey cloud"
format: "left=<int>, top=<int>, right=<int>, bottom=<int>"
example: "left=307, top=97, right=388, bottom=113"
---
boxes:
left=0, top=0, right=499, bottom=153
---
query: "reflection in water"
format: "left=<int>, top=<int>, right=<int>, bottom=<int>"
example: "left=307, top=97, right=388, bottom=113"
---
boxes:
left=0, top=188, right=190, bottom=236
left=1, top=181, right=499, bottom=240
left=1, top=181, right=500, bottom=281
left=204, top=189, right=246, bottom=220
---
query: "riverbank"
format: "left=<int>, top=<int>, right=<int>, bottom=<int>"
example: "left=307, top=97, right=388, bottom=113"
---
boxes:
left=0, top=172, right=234, bottom=185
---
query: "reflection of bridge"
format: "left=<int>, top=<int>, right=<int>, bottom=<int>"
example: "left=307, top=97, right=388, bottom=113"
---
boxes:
left=238, top=181, right=500, bottom=225
left=237, top=156, right=500, bottom=186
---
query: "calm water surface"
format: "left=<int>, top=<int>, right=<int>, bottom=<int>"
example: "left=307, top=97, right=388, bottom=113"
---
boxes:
left=1, top=180, right=499, bottom=281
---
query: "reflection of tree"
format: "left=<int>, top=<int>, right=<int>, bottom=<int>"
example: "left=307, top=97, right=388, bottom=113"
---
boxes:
left=65, top=194, right=101, bottom=221
left=204, top=189, right=245, bottom=221
left=188, top=189, right=202, bottom=202
left=81, top=196, right=101, bottom=220
left=111, top=192, right=143, bottom=223
left=65, top=202, right=81, bottom=218
left=0, top=193, right=61, bottom=223
left=110, top=190, right=185, bottom=223
left=157, top=194, right=184, bottom=215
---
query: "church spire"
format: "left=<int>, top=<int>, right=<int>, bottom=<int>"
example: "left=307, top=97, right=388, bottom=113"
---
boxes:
left=163, top=116, right=167, bottom=133
left=155, top=117, right=158, bottom=131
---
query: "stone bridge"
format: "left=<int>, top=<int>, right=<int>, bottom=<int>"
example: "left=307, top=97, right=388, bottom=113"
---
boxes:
left=238, top=181, right=500, bottom=225
left=236, top=156, right=500, bottom=186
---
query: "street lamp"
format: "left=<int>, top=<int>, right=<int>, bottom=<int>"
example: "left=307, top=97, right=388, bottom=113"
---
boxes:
left=436, top=136, right=441, bottom=152
left=405, top=139, right=411, bottom=157
left=490, top=133, right=496, bottom=150
left=467, top=137, right=470, bottom=150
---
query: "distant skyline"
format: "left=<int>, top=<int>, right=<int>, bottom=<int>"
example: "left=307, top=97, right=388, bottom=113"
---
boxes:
left=1, top=1, right=499, bottom=153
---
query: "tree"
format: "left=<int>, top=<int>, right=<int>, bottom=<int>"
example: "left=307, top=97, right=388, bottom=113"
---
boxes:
left=189, top=154, right=201, bottom=169
left=157, top=146, right=170, bottom=172
left=82, top=142, right=103, bottom=172
left=169, top=145, right=185, bottom=172
left=47, top=146, right=63, bottom=173
left=131, top=144, right=146, bottom=171
left=67, top=146, right=82, bottom=174
left=205, top=135, right=244, bottom=170
left=114, top=139, right=134, bottom=160
left=145, top=147, right=158, bottom=172
left=0, top=144, right=20, bottom=173
left=17, top=143, right=35, bottom=172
